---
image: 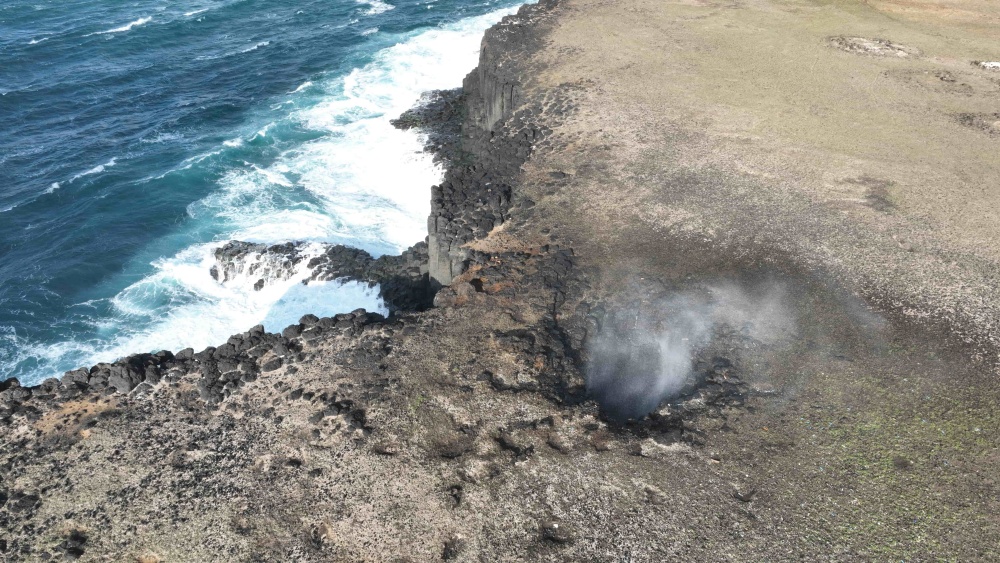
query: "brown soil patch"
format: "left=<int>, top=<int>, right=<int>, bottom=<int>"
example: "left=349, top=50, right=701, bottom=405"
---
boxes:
left=34, top=397, right=120, bottom=436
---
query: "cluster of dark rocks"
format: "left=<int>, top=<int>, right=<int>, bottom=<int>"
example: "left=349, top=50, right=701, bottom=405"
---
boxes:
left=211, top=240, right=432, bottom=312
left=211, top=241, right=308, bottom=286
left=390, top=88, right=467, bottom=165
left=0, top=310, right=386, bottom=424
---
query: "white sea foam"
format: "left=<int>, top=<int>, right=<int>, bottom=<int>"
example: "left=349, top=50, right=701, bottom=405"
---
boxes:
left=251, top=164, right=293, bottom=188
left=291, top=81, right=314, bottom=93
left=283, top=7, right=519, bottom=250
left=86, top=243, right=386, bottom=364
left=180, top=150, right=221, bottom=167
left=360, top=0, right=395, bottom=15
left=241, top=41, right=270, bottom=53
left=3, top=245, right=385, bottom=379
left=69, top=157, right=118, bottom=183
left=184, top=9, right=209, bottom=17
left=254, top=123, right=274, bottom=139
left=3, top=5, right=523, bottom=385
left=44, top=183, right=61, bottom=194
left=362, top=28, right=379, bottom=36
left=88, top=16, right=153, bottom=36
left=141, top=132, right=184, bottom=144
left=28, top=37, right=50, bottom=45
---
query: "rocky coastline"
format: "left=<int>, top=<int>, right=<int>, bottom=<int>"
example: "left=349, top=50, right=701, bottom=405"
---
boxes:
left=1, top=3, right=572, bottom=559
left=3, top=0, right=1000, bottom=560
left=0, top=0, right=552, bottom=413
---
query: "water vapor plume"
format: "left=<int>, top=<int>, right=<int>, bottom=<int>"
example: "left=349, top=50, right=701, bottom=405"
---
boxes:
left=585, top=282, right=796, bottom=421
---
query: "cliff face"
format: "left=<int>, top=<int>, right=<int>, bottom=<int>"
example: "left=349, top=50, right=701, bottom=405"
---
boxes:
left=426, top=1, right=554, bottom=286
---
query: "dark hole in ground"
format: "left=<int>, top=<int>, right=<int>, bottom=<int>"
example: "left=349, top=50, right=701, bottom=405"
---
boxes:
left=584, top=282, right=795, bottom=422
left=587, top=335, right=677, bottom=421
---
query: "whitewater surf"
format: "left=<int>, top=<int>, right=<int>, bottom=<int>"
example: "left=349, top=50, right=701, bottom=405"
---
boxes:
left=0, top=1, right=523, bottom=385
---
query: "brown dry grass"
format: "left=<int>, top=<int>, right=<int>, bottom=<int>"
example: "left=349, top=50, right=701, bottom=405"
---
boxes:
left=34, top=397, right=119, bottom=436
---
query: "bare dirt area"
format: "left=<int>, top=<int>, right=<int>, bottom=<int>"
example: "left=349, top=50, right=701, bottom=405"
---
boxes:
left=525, top=0, right=1000, bottom=358
left=487, top=0, right=1000, bottom=558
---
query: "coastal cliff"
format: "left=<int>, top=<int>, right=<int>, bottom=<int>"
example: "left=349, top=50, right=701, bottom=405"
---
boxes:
left=3, top=0, right=1000, bottom=560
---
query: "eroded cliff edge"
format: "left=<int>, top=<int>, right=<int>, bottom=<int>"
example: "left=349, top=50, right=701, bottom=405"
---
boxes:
left=2, top=0, right=1000, bottom=560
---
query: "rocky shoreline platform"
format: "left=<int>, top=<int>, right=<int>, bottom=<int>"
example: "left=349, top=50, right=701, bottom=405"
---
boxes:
left=3, top=0, right=1000, bottom=560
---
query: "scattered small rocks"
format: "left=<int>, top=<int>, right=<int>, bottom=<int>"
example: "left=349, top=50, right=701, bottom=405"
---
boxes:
left=957, top=112, right=1000, bottom=136
left=828, top=36, right=919, bottom=58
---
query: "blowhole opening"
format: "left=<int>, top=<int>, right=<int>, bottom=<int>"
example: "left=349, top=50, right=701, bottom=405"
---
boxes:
left=584, top=282, right=796, bottom=422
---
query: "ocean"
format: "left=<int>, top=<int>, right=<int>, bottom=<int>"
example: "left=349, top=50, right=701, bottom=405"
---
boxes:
left=0, top=0, right=522, bottom=386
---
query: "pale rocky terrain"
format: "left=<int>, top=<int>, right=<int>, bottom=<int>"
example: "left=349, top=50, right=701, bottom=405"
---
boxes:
left=2, top=0, right=1000, bottom=561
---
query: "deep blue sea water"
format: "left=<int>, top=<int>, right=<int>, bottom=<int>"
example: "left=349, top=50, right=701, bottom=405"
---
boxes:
left=0, top=0, right=521, bottom=385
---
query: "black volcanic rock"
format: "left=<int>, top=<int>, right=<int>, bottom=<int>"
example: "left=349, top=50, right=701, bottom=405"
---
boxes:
left=209, top=240, right=432, bottom=313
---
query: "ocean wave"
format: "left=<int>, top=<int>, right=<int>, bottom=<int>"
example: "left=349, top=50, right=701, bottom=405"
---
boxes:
left=281, top=7, right=520, bottom=250
left=28, top=37, right=50, bottom=45
left=291, top=81, right=314, bottom=93
left=241, top=41, right=270, bottom=53
left=1, top=4, right=522, bottom=386
left=141, top=132, right=184, bottom=144
left=360, top=0, right=395, bottom=15
left=69, top=157, right=118, bottom=183
left=361, top=28, right=379, bottom=36
left=87, top=16, right=153, bottom=36
left=197, top=40, right=273, bottom=61
left=184, top=9, right=209, bottom=17
left=44, top=183, right=61, bottom=194
left=253, top=123, right=275, bottom=139
left=180, top=150, right=221, bottom=167
left=70, top=298, right=108, bottom=310
left=96, top=243, right=385, bottom=366
left=250, top=164, right=294, bottom=188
